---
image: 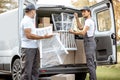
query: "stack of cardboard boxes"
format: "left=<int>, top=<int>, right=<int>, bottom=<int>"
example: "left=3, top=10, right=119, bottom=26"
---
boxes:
left=51, top=74, right=75, bottom=80
left=38, top=17, right=52, bottom=28
left=75, top=40, right=86, bottom=64
left=63, top=40, right=86, bottom=64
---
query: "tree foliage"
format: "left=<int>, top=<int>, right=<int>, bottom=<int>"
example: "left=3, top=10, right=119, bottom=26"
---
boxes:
left=113, top=0, right=120, bottom=40
left=0, top=0, right=18, bottom=13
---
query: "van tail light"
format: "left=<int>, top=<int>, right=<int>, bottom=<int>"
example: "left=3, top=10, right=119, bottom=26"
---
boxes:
left=40, top=70, right=47, bottom=73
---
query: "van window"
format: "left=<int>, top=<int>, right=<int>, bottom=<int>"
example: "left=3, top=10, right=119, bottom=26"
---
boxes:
left=97, top=9, right=111, bottom=32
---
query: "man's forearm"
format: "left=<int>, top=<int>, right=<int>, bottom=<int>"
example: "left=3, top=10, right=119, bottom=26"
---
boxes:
left=27, top=33, right=53, bottom=40
left=76, top=17, right=83, bottom=30
left=26, top=33, right=45, bottom=40
left=69, top=29, right=86, bottom=36
left=24, top=28, right=52, bottom=40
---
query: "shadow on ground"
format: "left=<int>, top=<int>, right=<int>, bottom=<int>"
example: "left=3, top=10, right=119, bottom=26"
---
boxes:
left=0, top=75, right=12, bottom=80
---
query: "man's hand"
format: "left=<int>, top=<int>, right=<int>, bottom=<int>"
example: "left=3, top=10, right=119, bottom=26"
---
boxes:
left=69, top=29, right=82, bottom=35
left=69, top=29, right=75, bottom=34
left=74, top=13, right=78, bottom=18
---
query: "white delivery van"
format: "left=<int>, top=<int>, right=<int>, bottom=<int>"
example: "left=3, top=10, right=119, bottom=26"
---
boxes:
left=0, top=0, right=117, bottom=80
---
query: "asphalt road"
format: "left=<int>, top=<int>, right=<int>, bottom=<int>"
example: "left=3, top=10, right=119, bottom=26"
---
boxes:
left=0, top=75, right=12, bottom=80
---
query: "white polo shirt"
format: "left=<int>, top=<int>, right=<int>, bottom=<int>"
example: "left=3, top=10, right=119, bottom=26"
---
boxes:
left=84, top=18, right=95, bottom=37
left=20, top=15, right=38, bottom=48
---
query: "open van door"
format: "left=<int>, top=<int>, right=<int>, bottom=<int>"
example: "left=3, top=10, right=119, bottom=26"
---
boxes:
left=91, top=0, right=117, bottom=65
left=24, top=0, right=37, bottom=5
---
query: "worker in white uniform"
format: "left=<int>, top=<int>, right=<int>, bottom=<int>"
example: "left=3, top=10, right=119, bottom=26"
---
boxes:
left=69, top=6, right=97, bottom=80
left=20, top=4, right=53, bottom=80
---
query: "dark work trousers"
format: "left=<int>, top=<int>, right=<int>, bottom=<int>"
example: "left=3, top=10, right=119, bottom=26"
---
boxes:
left=20, top=48, right=40, bottom=80
left=84, top=35, right=97, bottom=80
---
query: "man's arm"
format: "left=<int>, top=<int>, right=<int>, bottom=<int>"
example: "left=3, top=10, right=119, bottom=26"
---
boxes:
left=24, top=28, right=53, bottom=40
left=69, top=26, right=89, bottom=36
left=74, top=13, right=83, bottom=30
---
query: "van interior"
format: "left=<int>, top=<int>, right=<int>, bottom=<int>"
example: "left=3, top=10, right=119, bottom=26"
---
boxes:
left=35, top=6, right=88, bottom=68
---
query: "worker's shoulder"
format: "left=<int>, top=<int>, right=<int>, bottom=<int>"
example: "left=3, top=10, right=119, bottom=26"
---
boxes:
left=21, top=17, right=30, bottom=24
left=86, top=18, right=94, bottom=23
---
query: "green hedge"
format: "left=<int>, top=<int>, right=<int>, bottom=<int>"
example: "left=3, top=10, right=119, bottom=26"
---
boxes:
left=117, top=45, right=120, bottom=52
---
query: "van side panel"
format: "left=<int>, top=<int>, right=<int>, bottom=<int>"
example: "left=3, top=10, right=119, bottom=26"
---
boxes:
left=0, top=9, right=19, bottom=71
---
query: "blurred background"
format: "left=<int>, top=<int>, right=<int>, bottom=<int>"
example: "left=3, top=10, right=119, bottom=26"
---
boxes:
left=0, top=0, right=120, bottom=80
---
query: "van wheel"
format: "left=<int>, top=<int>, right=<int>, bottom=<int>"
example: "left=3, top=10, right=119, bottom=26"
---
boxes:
left=12, top=59, right=21, bottom=80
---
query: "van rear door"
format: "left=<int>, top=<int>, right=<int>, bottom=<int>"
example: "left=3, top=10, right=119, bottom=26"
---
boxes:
left=91, top=0, right=117, bottom=65
left=24, top=0, right=37, bottom=5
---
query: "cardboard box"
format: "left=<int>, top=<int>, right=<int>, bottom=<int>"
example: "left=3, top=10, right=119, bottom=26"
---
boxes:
left=38, top=23, right=53, bottom=28
left=63, top=51, right=75, bottom=64
left=75, top=40, right=86, bottom=64
left=51, top=74, right=75, bottom=80
left=40, top=17, right=50, bottom=24
left=38, top=23, right=44, bottom=28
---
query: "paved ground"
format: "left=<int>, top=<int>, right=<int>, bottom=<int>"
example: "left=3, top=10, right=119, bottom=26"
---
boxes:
left=0, top=75, right=12, bottom=80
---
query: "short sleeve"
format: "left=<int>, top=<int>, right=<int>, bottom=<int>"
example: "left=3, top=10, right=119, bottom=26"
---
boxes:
left=22, top=21, right=32, bottom=29
left=84, top=19, right=91, bottom=28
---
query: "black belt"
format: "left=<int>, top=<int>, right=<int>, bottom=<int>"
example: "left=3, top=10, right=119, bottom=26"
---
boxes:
left=75, top=35, right=84, bottom=39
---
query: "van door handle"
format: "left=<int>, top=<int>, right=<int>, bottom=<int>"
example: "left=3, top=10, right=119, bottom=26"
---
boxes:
left=111, top=33, right=116, bottom=45
left=111, top=33, right=116, bottom=39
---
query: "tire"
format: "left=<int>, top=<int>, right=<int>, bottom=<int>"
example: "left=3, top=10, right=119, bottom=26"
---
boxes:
left=11, top=59, right=21, bottom=80
left=75, top=72, right=87, bottom=80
